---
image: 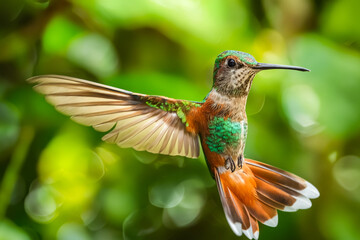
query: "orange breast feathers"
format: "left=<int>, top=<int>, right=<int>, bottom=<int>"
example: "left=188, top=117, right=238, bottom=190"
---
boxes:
left=184, top=99, right=218, bottom=135
left=185, top=98, right=224, bottom=132
left=186, top=99, right=228, bottom=165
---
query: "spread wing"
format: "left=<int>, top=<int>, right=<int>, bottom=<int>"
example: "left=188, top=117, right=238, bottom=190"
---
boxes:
left=28, top=75, right=202, bottom=158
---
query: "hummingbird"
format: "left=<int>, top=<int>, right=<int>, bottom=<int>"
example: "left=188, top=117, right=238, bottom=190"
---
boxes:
left=29, top=50, right=319, bottom=239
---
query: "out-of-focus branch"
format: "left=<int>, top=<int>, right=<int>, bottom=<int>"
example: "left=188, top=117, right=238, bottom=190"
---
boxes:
left=0, top=126, right=34, bottom=218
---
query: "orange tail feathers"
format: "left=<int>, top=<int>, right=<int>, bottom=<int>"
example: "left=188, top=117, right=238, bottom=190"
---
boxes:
left=214, top=158, right=319, bottom=240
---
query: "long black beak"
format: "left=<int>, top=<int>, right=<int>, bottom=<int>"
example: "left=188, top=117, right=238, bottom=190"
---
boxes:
left=252, top=62, right=310, bottom=72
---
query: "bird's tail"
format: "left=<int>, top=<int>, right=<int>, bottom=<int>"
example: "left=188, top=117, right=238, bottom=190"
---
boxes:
left=214, top=158, right=319, bottom=240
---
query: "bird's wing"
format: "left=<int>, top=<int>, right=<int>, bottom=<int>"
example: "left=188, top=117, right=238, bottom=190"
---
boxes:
left=29, top=75, right=202, bottom=158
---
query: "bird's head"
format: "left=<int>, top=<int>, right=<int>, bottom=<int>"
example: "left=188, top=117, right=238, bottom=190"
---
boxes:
left=212, top=50, right=309, bottom=97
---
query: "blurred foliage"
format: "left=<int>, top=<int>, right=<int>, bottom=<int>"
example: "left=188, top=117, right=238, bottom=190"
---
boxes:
left=1, top=0, right=360, bottom=239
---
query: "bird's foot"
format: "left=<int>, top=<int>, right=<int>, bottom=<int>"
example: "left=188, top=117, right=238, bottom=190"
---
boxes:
left=225, top=157, right=236, bottom=172
left=237, top=155, right=243, bottom=169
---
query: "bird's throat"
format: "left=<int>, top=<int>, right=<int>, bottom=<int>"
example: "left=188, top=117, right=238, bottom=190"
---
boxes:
left=207, top=89, right=248, bottom=121
left=213, top=69, right=256, bottom=98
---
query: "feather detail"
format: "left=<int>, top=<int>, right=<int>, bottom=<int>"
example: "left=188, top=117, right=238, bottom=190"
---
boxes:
left=28, top=75, right=202, bottom=158
left=245, top=159, right=320, bottom=202
left=214, top=158, right=319, bottom=239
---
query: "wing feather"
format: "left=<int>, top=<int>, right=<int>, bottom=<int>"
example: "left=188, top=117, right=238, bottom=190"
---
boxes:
left=29, top=75, right=202, bottom=158
left=119, top=111, right=167, bottom=146
left=159, top=116, right=178, bottom=153
left=132, top=111, right=169, bottom=150
left=169, top=120, right=181, bottom=155
left=183, top=132, right=190, bottom=156
left=177, top=127, right=184, bottom=154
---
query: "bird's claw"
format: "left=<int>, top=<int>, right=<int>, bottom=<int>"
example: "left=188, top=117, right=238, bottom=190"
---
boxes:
left=237, top=155, right=243, bottom=169
left=225, top=155, right=243, bottom=172
left=225, top=157, right=236, bottom=172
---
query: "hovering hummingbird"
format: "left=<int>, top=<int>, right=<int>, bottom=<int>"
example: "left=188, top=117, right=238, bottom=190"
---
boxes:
left=29, top=50, right=319, bottom=239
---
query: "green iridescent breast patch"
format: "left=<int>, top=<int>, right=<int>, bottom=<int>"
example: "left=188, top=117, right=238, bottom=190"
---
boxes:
left=206, top=117, right=247, bottom=154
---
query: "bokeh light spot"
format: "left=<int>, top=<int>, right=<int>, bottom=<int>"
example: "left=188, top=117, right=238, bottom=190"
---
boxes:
left=149, top=180, right=184, bottom=208
left=133, top=150, right=159, bottom=164
left=282, top=84, right=323, bottom=135
left=42, top=16, right=83, bottom=55
left=67, top=33, right=118, bottom=78
left=163, top=179, right=206, bottom=228
left=24, top=185, right=58, bottom=223
left=57, top=222, right=91, bottom=240
left=96, top=146, right=119, bottom=165
left=333, top=155, right=360, bottom=191
left=103, top=188, right=137, bottom=223
left=36, top=125, right=100, bottom=211
left=123, top=208, right=162, bottom=239
left=328, top=151, right=337, bottom=163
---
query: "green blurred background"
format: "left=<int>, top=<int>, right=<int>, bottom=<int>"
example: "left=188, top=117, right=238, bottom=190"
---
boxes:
left=1, top=0, right=360, bottom=239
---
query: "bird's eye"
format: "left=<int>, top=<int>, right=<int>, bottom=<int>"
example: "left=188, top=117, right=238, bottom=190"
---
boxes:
left=227, top=58, right=236, bottom=67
